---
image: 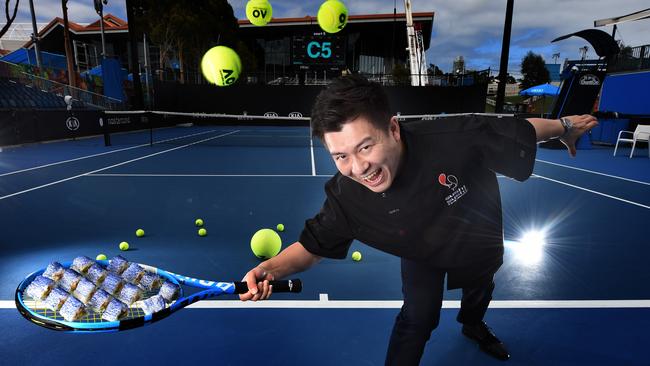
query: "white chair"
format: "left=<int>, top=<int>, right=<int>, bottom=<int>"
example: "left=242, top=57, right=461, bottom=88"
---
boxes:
left=613, top=124, right=650, bottom=158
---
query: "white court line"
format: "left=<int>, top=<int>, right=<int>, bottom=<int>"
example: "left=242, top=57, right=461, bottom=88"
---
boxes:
left=532, top=174, right=650, bottom=210
left=87, top=174, right=333, bottom=177
left=536, top=159, right=650, bottom=186
left=0, top=129, right=224, bottom=177
left=1, top=299, right=649, bottom=309
left=0, top=131, right=240, bottom=201
left=310, top=137, right=317, bottom=176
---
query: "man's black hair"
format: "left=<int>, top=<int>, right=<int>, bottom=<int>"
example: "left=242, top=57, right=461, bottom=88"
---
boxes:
left=310, top=75, right=392, bottom=142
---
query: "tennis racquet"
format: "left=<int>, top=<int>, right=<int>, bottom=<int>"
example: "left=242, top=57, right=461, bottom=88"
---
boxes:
left=16, top=257, right=301, bottom=333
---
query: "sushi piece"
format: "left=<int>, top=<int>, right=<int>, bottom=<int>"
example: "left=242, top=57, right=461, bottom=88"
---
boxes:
left=158, top=281, right=180, bottom=303
left=88, top=289, right=112, bottom=313
left=42, top=262, right=65, bottom=282
left=44, top=288, right=69, bottom=311
left=59, top=296, right=86, bottom=322
left=107, top=255, right=129, bottom=275
left=121, top=263, right=145, bottom=284
left=141, top=295, right=166, bottom=315
left=72, top=278, right=96, bottom=305
left=138, top=272, right=163, bottom=292
left=117, top=283, right=142, bottom=305
left=101, top=299, right=129, bottom=321
left=100, top=273, right=124, bottom=295
left=59, top=269, right=82, bottom=292
left=70, top=256, right=94, bottom=274
left=86, top=263, right=107, bottom=285
left=24, top=276, right=55, bottom=300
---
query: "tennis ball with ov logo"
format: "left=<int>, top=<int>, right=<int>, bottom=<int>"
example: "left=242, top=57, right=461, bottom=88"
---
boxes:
left=201, top=46, right=242, bottom=86
left=246, top=0, right=273, bottom=26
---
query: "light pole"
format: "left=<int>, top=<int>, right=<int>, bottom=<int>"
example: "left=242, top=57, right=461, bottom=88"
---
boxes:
left=94, top=0, right=108, bottom=59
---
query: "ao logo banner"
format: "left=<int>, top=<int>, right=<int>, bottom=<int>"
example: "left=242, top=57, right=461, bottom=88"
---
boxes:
left=66, top=116, right=80, bottom=131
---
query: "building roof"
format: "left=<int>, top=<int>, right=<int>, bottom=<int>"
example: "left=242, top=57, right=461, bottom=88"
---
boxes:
left=22, top=14, right=129, bottom=48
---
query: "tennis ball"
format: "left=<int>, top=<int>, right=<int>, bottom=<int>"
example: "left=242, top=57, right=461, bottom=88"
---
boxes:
left=246, top=0, right=273, bottom=26
left=96, top=254, right=107, bottom=261
left=251, top=228, right=282, bottom=259
left=276, top=223, right=285, bottom=232
left=136, top=229, right=145, bottom=237
left=119, top=241, right=129, bottom=251
left=317, top=0, right=348, bottom=34
left=198, top=228, right=207, bottom=236
left=351, top=251, right=362, bottom=261
left=195, top=218, right=204, bottom=227
left=201, top=46, right=242, bottom=86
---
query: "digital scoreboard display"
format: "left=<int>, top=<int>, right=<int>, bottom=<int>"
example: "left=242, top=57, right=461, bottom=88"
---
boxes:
left=292, top=33, right=346, bottom=66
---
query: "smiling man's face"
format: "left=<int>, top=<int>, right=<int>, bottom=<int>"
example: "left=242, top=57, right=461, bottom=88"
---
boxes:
left=324, top=116, right=404, bottom=193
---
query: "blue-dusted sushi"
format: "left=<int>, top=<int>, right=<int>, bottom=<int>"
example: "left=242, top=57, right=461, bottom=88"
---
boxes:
left=158, top=281, right=180, bottom=303
left=59, top=269, right=82, bottom=292
left=25, top=276, right=56, bottom=300
left=71, top=256, right=95, bottom=274
left=101, top=299, right=129, bottom=321
left=107, top=255, right=129, bottom=275
left=42, top=262, right=64, bottom=282
left=73, top=278, right=96, bottom=305
left=59, top=296, right=86, bottom=322
left=86, top=263, right=107, bottom=285
left=101, top=272, right=124, bottom=295
left=141, top=295, right=166, bottom=315
left=139, top=272, right=163, bottom=292
left=44, top=288, right=69, bottom=311
left=121, top=263, right=145, bottom=284
left=88, top=289, right=112, bottom=313
left=117, top=283, right=142, bottom=305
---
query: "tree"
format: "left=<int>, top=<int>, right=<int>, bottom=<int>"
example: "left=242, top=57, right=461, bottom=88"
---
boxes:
left=62, top=0, right=76, bottom=87
left=427, top=63, right=443, bottom=76
left=137, top=0, right=243, bottom=83
left=0, top=0, right=20, bottom=39
left=520, top=51, right=550, bottom=89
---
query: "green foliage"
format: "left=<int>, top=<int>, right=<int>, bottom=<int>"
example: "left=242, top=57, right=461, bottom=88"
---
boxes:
left=520, top=51, right=550, bottom=89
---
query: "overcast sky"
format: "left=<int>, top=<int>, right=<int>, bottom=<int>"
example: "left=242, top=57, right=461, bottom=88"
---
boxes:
left=6, top=0, right=650, bottom=76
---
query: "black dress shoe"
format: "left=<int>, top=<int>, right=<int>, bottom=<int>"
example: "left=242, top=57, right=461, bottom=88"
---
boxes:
left=462, top=321, right=511, bottom=361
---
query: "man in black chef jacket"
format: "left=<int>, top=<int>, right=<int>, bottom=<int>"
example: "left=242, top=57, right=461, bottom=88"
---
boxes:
left=239, top=75, right=598, bottom=364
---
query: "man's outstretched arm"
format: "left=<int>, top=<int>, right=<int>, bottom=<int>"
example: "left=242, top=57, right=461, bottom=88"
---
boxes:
left=526, top=114, right=598, bottom=157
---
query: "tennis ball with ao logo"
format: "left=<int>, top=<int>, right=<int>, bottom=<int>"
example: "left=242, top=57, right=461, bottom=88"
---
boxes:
left=119, top=241, right=129, bottom=251
left=317, top=0, right=348, bottom=33
left=251, top=229, right=282, bottom=259
left=201, top=46, right=242, bottom=86
left=246, top=0, right=273, bottom=26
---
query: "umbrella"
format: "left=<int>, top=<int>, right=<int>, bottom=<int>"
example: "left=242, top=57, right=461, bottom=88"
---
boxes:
left=520, top=83, right=559, bottom=117
left=519, top=83, right=559, bottom=96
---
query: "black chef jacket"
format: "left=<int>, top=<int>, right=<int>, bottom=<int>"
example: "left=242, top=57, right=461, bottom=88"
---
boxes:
left=300, top=114, right=537, bottom=289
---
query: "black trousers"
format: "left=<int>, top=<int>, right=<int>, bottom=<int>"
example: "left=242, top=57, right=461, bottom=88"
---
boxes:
left=385, top=258, right=496, bottom=366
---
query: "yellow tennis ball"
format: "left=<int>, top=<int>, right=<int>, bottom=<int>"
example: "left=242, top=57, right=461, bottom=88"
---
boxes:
left=318, top=0, right=348, bottom=33
left=250, top=228, right=282, bottom=259
left=246, top=0, right=272, bottom=26
left=136, top=229, right=145, bottom=237
left=119, top=241, right=129, bottom=251
left=351, top=251, right=362, bottom=261
left=201, top=46, right=242, bottom=86
left=276, top=223, right=285, bottom=232
left=96, top=254, right=107, bottom=261
left=198, top=228, right=207, bottom=236
left=195, top=219, right=204, bottom=227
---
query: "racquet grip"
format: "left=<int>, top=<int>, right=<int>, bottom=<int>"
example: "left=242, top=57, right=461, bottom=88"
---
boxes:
left=234, top=279, right=302, bottom=294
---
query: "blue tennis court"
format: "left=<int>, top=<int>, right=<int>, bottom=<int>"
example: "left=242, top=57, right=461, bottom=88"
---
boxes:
left=1, top=124, right=649, bottom=365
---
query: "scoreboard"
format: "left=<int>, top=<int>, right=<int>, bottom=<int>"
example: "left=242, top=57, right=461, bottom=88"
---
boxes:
left=292, top=33, right=346, bottom=66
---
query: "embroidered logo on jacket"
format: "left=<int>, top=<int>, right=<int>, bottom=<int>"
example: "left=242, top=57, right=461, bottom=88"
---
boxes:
left=438, top=173, right=468, bottom=206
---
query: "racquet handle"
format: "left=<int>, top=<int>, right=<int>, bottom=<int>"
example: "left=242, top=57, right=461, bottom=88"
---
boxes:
left=233, top=279, right=302, bottom=294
